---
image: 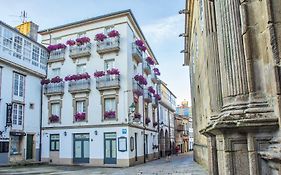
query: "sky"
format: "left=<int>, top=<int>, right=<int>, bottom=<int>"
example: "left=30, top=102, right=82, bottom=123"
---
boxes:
left=0, top=0, right=191, bottom=105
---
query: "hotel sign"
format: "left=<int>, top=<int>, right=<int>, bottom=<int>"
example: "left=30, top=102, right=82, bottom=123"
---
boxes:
left=6, top=103, right=12, bottom=127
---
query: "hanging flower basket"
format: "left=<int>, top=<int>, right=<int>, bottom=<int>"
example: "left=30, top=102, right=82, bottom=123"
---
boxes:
left=148, top=86, right=155, bottom=94
left=66, top=39, right=76, bottom=46
left=74, top=112, right=86, bottom=121
left=65, top=73, right=91, bottom=81
left=76, top=37, right=91, bottom=45
left=94, top=71, right=105, bottom=78
left=146, top=56, right=155, bottom=65
left=104, top=110, right=116, bottom=119
left=108, top=30, right=120, bottom=38
left=145, top=117, right=151, bottom=124
left=49, top=115, right=59, bottom=123
left=95, top=33, right=107, bottom=42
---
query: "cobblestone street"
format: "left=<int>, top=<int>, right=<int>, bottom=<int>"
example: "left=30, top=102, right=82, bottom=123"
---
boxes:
left=0, top=152, right=207, bottom=175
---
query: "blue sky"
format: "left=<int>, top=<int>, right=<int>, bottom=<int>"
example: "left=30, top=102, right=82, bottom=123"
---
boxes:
left=0, top=0, right=190, bottom=105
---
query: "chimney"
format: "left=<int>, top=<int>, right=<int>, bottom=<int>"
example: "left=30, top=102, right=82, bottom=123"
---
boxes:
left=16, top=21, right=39, bottom=41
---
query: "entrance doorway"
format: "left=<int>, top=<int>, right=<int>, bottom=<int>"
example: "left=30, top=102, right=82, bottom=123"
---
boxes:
left=26, top=134, right=33, bottom=160
left=104, top=133, right=117, bottom=164
left=73, top=134, right=89, bottom=163
left=135, top=133, right=138, bottom=161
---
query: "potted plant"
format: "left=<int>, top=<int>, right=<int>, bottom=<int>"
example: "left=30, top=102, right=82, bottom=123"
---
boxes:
left=65, top=73, right=91, bottom=81
left=133, top=113, right=141, bottom=122
left=47, top=43, right=66, bottom=52
left=154, top=94, right=161, bottom=101
left=50, top=76, right=63, bottom=83
left=76, top=37, right=91, bottom=45
left=41, top=78, right=51, bottom=85
left=153, top=68, right=161, bottom=76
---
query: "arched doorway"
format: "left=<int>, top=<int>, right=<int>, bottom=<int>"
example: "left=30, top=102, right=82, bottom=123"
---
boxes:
left=159, top=129, right=165, bottom=157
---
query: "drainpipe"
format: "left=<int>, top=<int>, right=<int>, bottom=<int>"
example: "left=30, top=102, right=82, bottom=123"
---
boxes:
left=142, top=59, right=146, bottom=164
left=39, top=83, right=43, bottom=162
left=156, top=83, right=160, bottom=159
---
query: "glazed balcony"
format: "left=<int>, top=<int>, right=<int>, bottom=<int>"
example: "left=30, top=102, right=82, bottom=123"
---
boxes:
left=144, top=89, right=152, bottom=103
left=44, top=82, right=64, bottom=96
left=133, top=80, right=143, bottom=96
left=132, top=43, right=143, bottom=64
left=151, top=72, right=158, bottom=84
left=96, top=75, right=120, bottom=91
left=143, top=60, right=151, bottom=75
left=96, top=37, right=120, bottom=55
left=48, top=49, right=65, bottom=63
left=69, top=43, right=92, bottom=60
left=152, top=97, right=158, bottom=108
left=68, top=79, right=91, bottom=94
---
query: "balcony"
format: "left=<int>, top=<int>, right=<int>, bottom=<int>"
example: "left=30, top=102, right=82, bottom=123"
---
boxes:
left=96, top=75, right=120, bottom=91
left=143, top=60, right=151, bottom=75
left=48, top=49, right=65, bottom=63
left=44, top=82, right=64, bottom=96
left=133, top=80, right=143, bottom=96
left=151, top=72, right=158, bottom=84
left=152, top=97, right=158, bottom=108
left=96, top=37, right=120, bottom=55
left=69, top=43, right=92, bottom=60
left=68, top=79, right=91, bottom=94
left=144, top=89, right=152, bottom=103
left=132, top=43, right=143, bottom=64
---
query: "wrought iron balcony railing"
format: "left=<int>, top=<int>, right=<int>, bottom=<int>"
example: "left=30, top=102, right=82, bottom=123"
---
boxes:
left=68, top=79, right=91, bottom=93
left=143, top=60, right=151, bottom=75
left=144, top=89, right=152, bottom=103
left=96, top=75, right=120, bottom=91
left=48, top=49, right=65, bottom=63
left=151, top=72, right=158, bottom=84
left=69, top=43, right=92, bottom=59
left=132, top=43, right=143, bottom=64
left=132, top=80, right=143, bottom=96
left=96, top=37, right=120, bottom=55
left=44, top=82, right=64, bottom=96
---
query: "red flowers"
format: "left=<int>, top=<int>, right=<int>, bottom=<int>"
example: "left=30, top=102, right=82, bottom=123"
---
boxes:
left=74, top=112, right=86, bottom=121
left=94, top=71, right=106, bottom=78
left=135, top=39, right=147, bottom=52
left=107, top=68, right=120, bottom=75
left=47, top=43, right=67, bottom=52
left=66, top=39, right=76, bottom=46
left=49, top=115, right=59, bottom=123
left=95, top=33, right=107, bottom=42
left=50, top=76, right=63, bottom=83
left=148, top=86, right=155, bottom=94
left=108, top=30, right=120, bottom=38
left=64, top=73, right=91, bottom=81
left=76, top=37, right=90, bottom=45
left=134, top=75, right=147, bottom=85
left=146, top=56, right=155, bottom=65
left=104, top=110, right=116, bottom=119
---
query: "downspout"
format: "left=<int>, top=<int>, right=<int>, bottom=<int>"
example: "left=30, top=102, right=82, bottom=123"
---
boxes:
left=156, top=83, right=160, bottom=158
left=39, top=83, right=43, bottom=162
left=142, top=60, right=146, bottom=164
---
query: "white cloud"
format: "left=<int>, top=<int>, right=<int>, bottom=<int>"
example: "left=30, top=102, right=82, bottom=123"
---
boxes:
left=142, top=15, right=184, bottom=44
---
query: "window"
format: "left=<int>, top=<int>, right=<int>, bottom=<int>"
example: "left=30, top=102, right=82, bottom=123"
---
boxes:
left=32, top=45, right=39, bottom=66
left=51, top=103, right=60, bottom=117
left=40, top=49, right=48, bottom=70
left=77, top=32, right=86, bottom=38
left=10, top=136, right=21, bottom=154
left=51, top=37, right=61, bottom=44
left=76, top=100, right=86, bottom=113
left=13, top=35, right=23, bottom=59
left=104, top=59, right=115, bottom=71
left=104, top=98, right=116, bottom=114
left=76, top=64, right=86, bottom=74
left=52, top=68, right=61, bottom=77
left=152, top=108, right=156, bottom=123
left=104, top=26, right=114, bottom=34
left=13, top=73, right=25, bottom=98
left=145, top=103, right=148, bottom=119
left=2, top=28, right=13, bottom=55
left=0, top=142, right=9, bottom=153
left=23, top=40, right=31, bottom=62
left=12, top=103, right=24, bottom=126
left=50, top=134, right=60, bottom=151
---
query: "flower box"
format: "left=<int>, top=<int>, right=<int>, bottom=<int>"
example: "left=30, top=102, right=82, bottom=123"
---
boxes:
left=104, top=110, right=116, bottom=119
left=94, top=71, right=106, bottom=78
left=108, top=30, right=120, bottom=38
left=65, top=73, right=91, bottom=81
left=49, top=115, right=60, bottom=123
left=74, top=112, right=86, bottom=122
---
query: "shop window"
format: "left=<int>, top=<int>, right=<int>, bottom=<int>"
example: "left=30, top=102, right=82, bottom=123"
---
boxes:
left=0, top=142, right=9, bottom=153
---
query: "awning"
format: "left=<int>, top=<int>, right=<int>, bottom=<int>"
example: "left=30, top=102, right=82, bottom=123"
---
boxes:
left=10, top=131, right=26, bottom=136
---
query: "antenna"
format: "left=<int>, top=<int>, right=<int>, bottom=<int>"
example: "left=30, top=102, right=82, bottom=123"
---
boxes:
left=20, top=11, right=27, bottom=23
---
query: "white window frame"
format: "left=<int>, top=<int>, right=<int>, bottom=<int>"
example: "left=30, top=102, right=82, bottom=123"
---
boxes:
left=52, top=68, right=61, bottom=77
left=104, top=59, right=115, bottom=71
left=12, top=103, right=24, bottom=130
left=13, top=73, right=25, bottom=100
left=32, top=45, right=40, bottom=67
left=23, top=40, right=32, bottom=62
left=13, top=35, right=23, bottom=59
left=76, top=100, right=86, bottom=113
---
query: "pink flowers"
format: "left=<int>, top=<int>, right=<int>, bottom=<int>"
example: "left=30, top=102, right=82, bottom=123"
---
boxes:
left=135, top=39, right=147, bottom=52
left=145, top=117, right=151, bottom=124
left=139, top=45, right=147, bottom=52
left=95, top=33, right=107, bottom=42
left=94, top=71, right=106, bottom=78
left=146, top=56, right=154, bottom=65
left=50, top=76, right=63, bottom=83
left=108, top=30, right=120, bottom=38
left=148, top=86, right=155, bottom=94
left=153, top=68, right=161, bottom=76
left=134, top=75, right=147, bottom=85
left=76, top=37, right=90, bottom=45
left=47, top=43, right=67, bottom=52
left=74, top=112, right=86, bottom=121
left=41, top=79, right=51, bottom=85
left=49, top=115, right=59, bottom=123
left=65, top=73, right=91, bottom=81
left=107, top=68, right=120, bottom=75
left=154, top=94, right=161, bottom=101
left=104, top=110, right=116, bottom=119
left=66, top=39, right=76, bottom=46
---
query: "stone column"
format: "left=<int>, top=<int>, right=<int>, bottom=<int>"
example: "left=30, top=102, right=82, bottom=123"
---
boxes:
left=215, top=0, right=249, bottom=106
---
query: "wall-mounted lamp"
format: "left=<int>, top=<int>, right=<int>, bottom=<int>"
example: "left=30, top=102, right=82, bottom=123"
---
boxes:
left=64, top=131, right=67, bottom=136
left=180, top=50, right=189, bottom=54
left=94, top=130, right=98, bottom=135
left=178, top=9, right=189, bottom=14
left=179, top=33, right=188, bottom=37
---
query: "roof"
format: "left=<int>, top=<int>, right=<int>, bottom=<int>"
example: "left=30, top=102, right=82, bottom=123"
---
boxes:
left=38, top=9, right=158, bottom=64
left=0, top=21, right=47, bottom=50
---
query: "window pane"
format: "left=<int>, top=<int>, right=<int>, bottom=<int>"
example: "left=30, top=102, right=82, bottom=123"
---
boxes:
left=52, top=68, right=60, bottom=77
left=76, top=101, right=85, bottom=113
left=51, top=103, right=60, bottom=116
left=55, top=141, right=60, bottom=150
left=32, top=45, right=39, bottom=66
left=19, top=75, right=24, bottom=97
left=13, top=74, right=19, bottom=96
left=3, top=28, right=13, bottom=55
left=13, top=35, right=23, bottom=59
left=18, top=104, right=23, bottom=125
left=23, top=40, right=31, bottom=62
left=76, top=64, right=86, bottom=74
left=12, top=104, right=18, bottom=125
left=104, top=60, right=115, bottom=71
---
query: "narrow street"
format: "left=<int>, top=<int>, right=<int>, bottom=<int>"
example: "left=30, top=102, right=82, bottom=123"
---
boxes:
left=0, top=152, right=207, bottom=175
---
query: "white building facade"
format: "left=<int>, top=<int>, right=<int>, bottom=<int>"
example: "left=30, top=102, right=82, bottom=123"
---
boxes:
left=39, top=10, right=161, bottom=167
left=0, top=21, right=48, bottom=165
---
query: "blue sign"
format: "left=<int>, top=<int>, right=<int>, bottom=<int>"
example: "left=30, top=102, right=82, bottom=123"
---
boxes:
left=122, top=129, right=127, bottom=134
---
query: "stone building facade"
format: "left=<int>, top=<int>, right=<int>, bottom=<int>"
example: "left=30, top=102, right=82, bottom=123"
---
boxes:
left=183, top=0, right=281, bottom=174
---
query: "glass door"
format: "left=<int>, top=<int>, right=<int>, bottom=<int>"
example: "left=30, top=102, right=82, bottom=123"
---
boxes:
left=104, top=133, right=117, bottom=164
left=73, top=134, right=89, bottom=163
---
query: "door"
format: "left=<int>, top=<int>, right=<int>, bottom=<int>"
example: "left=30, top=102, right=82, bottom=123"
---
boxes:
left=73, top=134, right=89, bottom=163
left=135, top=133, right=138, bottom=161
left=26, top=134, right=33, bottom=160
left=145, top=134, right=148, bottom=158
left=104, top=133, right=117, bottom=164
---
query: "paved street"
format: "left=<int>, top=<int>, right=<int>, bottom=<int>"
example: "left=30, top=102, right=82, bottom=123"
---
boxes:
left=0, top=152, right=207, bottom=175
